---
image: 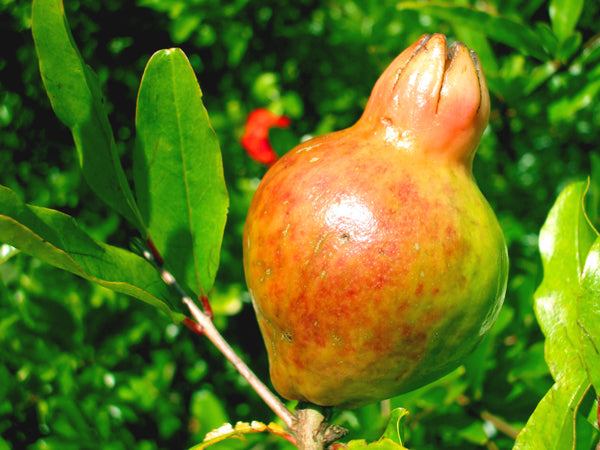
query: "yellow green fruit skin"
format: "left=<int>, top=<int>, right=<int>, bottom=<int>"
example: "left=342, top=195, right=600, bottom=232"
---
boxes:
left=243, top=34, right=508, bottom=409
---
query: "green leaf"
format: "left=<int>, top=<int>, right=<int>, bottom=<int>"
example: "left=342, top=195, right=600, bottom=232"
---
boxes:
left=397, top=2, right=549, bottom=61
left=189, top=389, right=231, bottom=443
left=0, top=243, right=19, bottom=264
left=457, top=422, right=489, bottom=445
left=519, top=180, right=600, bottom=448
left=534, top=22, right=560, bottom=58
left=31, top=0, right=145, bottom=233
left=548, top=78, right=600, bottom=123
left=574, top=389, right=600, bottom=450
left=556, top=32, right=583, bottom=63
left=578, top=237, right=600, bottom=394
left=191, top=420, right=290, bottom=449
left=0, top=185, right=184, bottom=322
left=580, top=35, right=600, bottom=67
left=549, top=0, right=584, bottom=43
left=535, top=180, right=598, bottom=379
left=381, top=408, right=409, bottom=445
left=587, top=154, right=600, bottom=228
left=514, top=370, right=590, bottom=449
left=346, top=438, right=408, bottom=449
left=134, top=48, right=228, bottom=297
left=345, top=409, right=409, bottom=450
left=524, top=61, right=560, bottom=96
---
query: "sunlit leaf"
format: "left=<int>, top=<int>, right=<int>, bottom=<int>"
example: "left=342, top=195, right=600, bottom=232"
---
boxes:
left=191, top=420, right=293, bottom=449
left=524, top=61, right=560, bottom=95
left=534, top=180, right=597, bottom=379
left=0, top=244, right=19, bottom=264
left=343, top=409, right=409, bottom=450
left=517, top=180, right=600, bottom=448
left=172, top=15, right=201, bottom=43
left=513, top=370, right=590, bottom=449
left=346, top=437, right=408, bottom=449
left=549, top=0, right=584, bottom=43
left=0, top=185, right=183, bottom=322
left=134, top=48, right=228, bottom=298
left=548, top=79, right=600, bottom=123
left=381, top=408, right=409, bottom=445
left=397, top=2, right=548, bottom=61
left=578, top=237, right=600, bottom=394
left=31, top=0, right=146, bottom=233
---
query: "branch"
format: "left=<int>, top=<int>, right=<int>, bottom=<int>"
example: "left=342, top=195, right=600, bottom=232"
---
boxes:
left=480, top=411, right=520, bottom=440
left=135, top=238, right=296, bottom=430
left=183, top=295, right=297, bottom=430
left=137, top=238, right=349, bottom=448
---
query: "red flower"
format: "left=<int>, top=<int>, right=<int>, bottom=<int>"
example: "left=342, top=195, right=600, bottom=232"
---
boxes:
left=241, top=108, right=291, bottom=166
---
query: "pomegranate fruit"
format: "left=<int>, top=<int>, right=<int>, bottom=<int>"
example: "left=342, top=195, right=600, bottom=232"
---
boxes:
left=243, top=34, right=508, bottom=409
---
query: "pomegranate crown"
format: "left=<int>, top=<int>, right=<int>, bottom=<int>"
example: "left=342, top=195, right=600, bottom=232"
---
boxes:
left=360, top=33, right=490, bottom=167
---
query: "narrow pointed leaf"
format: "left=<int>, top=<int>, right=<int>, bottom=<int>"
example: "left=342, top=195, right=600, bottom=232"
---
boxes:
left=0, top=185, right=183, bottom=322
left=134, top=48, right=228, bottom=297
left=31, top=0, right=145, bottom=233
left=535, top=180, right=597, bottom=379
left=549, top=0, right=584, bottom=43
left=397, top=2, right=548, bottom=61
left=578, top=237, right=600, bottom=394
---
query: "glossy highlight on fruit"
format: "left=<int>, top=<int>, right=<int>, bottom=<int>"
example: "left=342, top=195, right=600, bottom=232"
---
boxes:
left=243, top=34, right=508, bottom=409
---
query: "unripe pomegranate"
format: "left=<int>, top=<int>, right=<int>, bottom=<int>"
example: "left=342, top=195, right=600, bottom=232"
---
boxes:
left=243, top=34, right=508, bottom=409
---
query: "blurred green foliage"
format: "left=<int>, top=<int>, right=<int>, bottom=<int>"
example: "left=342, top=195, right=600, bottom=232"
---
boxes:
left=1, top=0, right=599, bottom=448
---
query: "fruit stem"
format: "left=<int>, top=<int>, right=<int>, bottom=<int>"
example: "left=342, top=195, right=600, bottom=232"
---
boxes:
left=182, top=296, right=297, bottom=430
left=294, top=404, right=348, bottom=450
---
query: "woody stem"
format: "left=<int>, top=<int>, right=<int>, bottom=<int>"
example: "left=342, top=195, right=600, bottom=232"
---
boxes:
left=182, top=296, right=297, bottom=430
